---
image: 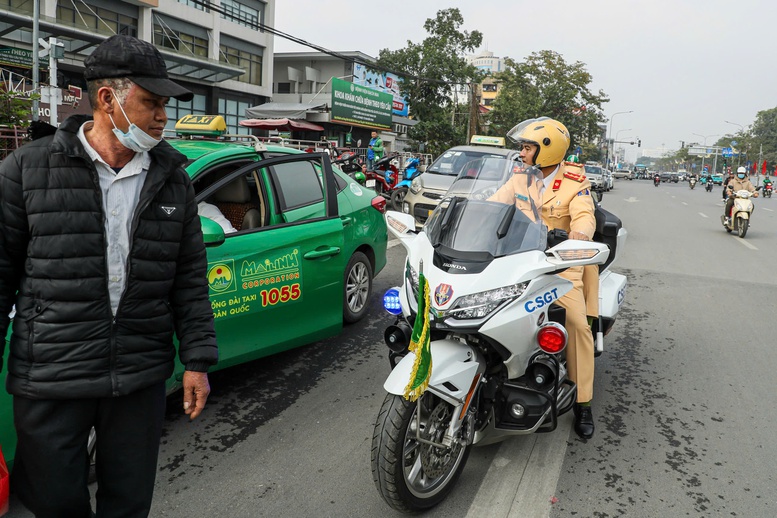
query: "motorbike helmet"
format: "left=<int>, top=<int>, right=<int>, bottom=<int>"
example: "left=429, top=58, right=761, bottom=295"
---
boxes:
left=736, top=166, right=747, bottom=179
left=507, top=117, right=570, bottom=168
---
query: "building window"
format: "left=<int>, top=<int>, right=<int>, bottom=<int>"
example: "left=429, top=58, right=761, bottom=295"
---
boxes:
left=1, top=0, right=32, bottom=14
left=218, top=98, right=253, bottom=135
left=219, top=44, right=262, bottom=85
left=277, top=82, right=291, bottom=94
left=165, top=93, right=208, bottom=131
left=154, top=24, right=208, bottom=58
left=482, top=84, right=497, bottom=93
left=220, top=0, right=264, bottom=30
left=483, top=98, right=494, bottom=106
left=177, top=0, right=209, bottom=11
left=56, top=2, right=137, bottom=37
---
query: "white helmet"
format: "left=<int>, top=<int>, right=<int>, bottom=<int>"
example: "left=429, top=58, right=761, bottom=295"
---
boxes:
left=737, top=166, right=746, bottom=174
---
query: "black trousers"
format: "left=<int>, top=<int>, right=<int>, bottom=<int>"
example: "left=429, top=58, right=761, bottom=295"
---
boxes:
left=12, top=382, right=166, bottom=518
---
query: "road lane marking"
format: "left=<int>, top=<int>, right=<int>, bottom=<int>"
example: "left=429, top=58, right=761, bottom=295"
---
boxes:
left=682, top=202, right=688, bottom=206
left=734, top=237, right=758, bottom=250
left=388, top=239, right=402, bottom=249
left=698, top=212, right=708, bottom=218
left=763, top=208, right=774, bottom=212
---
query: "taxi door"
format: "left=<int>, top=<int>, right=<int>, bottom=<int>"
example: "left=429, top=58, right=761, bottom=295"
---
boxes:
left=196, top=153, right=345, bottom=369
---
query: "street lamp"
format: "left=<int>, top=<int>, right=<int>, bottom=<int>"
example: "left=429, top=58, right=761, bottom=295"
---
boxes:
left=692, top=133, right=718, bottom=177
left=606, top=111, right=633, bottom=170
left=614, top=129, right=632, bottom=166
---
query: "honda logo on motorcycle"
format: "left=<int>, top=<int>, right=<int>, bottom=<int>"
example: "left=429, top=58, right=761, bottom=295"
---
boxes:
left=434, top=283, right=454, bottom=306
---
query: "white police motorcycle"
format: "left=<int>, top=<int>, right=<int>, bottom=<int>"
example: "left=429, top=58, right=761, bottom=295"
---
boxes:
left=371, top=157, right=627, bottom=513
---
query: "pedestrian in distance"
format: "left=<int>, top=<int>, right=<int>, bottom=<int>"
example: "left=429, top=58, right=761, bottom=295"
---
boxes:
left=0, top=34, right=218, bottom=517
left=366, top=130, right=384, bottom=170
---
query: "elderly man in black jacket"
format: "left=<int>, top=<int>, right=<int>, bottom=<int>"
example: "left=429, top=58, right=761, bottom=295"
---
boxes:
left=0, top=35, right=218, bottom=517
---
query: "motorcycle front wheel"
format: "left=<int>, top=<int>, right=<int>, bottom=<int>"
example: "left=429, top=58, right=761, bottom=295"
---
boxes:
left=737, top=217, right=748, bottom=238
left=371, top=392, right=471, bottom=513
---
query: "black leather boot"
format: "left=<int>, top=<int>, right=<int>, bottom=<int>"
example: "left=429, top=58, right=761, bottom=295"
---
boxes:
left=573, top=403, right=595, bottom=439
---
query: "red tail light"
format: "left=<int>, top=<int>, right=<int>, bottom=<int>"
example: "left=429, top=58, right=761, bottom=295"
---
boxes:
left=537, top=324, right=567, bottom=354
left=371, top=196, right=387, bottom=213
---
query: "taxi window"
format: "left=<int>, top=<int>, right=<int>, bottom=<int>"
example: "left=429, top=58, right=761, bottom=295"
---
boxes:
left=272, top=160, right=325, bottom=210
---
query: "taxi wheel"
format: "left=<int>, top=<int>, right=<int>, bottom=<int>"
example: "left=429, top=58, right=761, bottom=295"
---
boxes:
left=344, top=251, right=373, bottom=324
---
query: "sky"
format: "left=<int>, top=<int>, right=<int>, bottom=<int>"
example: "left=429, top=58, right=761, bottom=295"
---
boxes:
left=274, top=0, right=777, bottom=163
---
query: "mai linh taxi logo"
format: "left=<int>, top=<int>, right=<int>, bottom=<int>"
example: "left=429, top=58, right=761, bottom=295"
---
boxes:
left=207, top=261, right=236, bottom=293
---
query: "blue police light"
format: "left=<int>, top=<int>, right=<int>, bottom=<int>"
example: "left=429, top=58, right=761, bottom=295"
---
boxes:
left=383, top=287, right=402, bottom=315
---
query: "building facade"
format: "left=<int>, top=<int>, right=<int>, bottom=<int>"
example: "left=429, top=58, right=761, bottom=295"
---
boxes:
left=0, top=0, right=274, bottom=133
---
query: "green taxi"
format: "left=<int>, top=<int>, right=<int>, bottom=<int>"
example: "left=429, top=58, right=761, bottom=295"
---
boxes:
left=0, top=115, right=388, bottom=468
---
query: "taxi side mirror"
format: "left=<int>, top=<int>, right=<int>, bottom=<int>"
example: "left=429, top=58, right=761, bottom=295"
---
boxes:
left=200, top=216, right=226, bottom=247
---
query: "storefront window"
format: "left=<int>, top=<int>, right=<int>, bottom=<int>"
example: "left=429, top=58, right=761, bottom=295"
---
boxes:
left=177, top=0, right=209, bottom=11
left=165, top=93, right=208, bottom=131
left=218, top=98, right=253, bottom=135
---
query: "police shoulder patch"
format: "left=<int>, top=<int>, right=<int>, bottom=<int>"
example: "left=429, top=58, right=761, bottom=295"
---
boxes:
left=563, top=171, right=586, bottom=182
left=564, top=161, right=583, bottom=168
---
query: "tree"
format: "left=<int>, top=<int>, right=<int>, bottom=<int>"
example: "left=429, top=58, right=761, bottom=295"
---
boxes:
left=375, top=8, right=483, bottom=156
left=487, top=50, right=609, bottom=159
left=749, top=107, right=777, bottom=166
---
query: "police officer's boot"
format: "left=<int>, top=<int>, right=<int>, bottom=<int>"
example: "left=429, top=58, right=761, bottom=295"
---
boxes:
left=573, top=402, right=595, bottom=439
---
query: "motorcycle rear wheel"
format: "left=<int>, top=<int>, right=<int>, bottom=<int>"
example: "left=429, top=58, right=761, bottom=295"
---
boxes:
left=737, top=217, right=748, bottom=238
left=371, top=392, right=471, bottom=513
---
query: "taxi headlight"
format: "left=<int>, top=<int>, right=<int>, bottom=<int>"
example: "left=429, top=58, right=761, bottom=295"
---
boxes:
left=447, top=282, right=529, bottom=320
left=410, top=176, right=423, bottom=194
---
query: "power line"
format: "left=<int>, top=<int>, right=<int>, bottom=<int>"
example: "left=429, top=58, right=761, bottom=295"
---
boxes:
left=178, top=0, right=470, bottom=86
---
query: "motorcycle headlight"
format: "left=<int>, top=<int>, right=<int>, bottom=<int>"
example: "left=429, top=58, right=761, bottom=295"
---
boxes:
left=405, top=262, right=419, bottom=300
left=410, top=176, right=423, bottom=194
left=447, top=282, right=529, bottom=320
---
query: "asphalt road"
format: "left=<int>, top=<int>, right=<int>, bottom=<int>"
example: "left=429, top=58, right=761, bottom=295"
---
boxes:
left=9, top=178, right=777, bottom=517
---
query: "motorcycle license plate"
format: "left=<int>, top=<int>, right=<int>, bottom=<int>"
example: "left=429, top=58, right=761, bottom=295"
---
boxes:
left=366, top=179, right=376, bottom=188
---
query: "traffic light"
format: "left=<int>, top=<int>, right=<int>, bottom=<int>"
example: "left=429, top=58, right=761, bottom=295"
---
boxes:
left=637, top=139, right=641, bottom=147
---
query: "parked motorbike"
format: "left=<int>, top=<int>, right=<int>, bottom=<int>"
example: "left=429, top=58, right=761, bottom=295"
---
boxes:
left=371, top=157, right=628, bottom=513
left=365, top=153, right=401, bottom=197
left=654, top=175, right=661, bottom=186
left=721, top=188, right=755, bottom=238
left=689, top=177, right=697, bottom=189
left=390, top=156, right=423, bottom=211
left=331, top=151, right=366, bottom=185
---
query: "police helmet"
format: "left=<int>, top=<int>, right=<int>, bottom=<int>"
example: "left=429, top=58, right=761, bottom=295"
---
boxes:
left=507, top=117, right=570, bottom=168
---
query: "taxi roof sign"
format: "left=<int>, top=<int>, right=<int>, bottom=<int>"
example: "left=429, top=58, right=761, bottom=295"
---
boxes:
left=470, top=135, right=505, bottom=147
left=175, top=115, right=227, bottom=136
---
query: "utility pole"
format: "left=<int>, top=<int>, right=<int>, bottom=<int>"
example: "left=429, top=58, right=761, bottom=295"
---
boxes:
left=467, top=82, right=479, bottom=142
left=32, top=0, right=40, bottom=121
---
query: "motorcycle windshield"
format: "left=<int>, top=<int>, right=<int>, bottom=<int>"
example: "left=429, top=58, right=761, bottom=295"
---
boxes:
left=425, top=157, right=547, bottom=258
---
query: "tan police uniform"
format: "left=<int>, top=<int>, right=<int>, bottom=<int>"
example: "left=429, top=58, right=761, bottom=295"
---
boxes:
left=490, top=161, right=598, bottom=402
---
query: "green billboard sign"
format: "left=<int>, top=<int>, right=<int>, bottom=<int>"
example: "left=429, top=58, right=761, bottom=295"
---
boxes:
left=331, top=77, right=392, bottom=130
left=0, top=46, right=35, bottom=69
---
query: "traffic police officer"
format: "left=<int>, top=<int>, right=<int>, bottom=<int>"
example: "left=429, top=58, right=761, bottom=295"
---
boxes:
left=490, top=117, right=598, bottom=439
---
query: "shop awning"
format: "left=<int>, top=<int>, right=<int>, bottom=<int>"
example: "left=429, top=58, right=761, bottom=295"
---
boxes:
left=239, top=118, right=324, bottom=132
left=245, top=102, right=328, bottom=120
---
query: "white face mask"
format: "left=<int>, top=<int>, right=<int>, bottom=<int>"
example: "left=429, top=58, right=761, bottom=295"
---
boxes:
left=737, top=174, right=746, bottom=179
left=108, top=89, right=162, bottom=152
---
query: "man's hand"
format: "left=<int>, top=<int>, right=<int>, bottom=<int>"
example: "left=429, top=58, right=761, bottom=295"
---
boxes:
left=182, top=371, right=210, bottom=420
left=569, top=231, right=591, bottom=241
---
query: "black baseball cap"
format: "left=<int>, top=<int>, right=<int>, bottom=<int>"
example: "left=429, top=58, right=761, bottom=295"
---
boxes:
left=84, top=35, right=193, bottom=102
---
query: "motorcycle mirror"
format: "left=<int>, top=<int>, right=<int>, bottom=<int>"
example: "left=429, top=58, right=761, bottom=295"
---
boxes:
left=357, top=139, right=362, bottom=148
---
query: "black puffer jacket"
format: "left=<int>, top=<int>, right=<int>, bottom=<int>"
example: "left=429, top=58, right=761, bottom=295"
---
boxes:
left=0, top=115, right=217, bottom=399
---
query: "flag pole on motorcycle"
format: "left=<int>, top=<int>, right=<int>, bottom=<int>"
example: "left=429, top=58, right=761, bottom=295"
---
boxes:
left=403, top=264, right=432, bottom=402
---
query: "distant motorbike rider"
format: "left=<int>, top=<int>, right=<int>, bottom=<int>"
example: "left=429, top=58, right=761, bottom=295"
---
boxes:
left=722, top=173, right=734, bottom=201
left=654, top=173, right=661, bottom=184
left=724, top=166, right=758, bottom=223
left=489, top=117, right=599, bottom=439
